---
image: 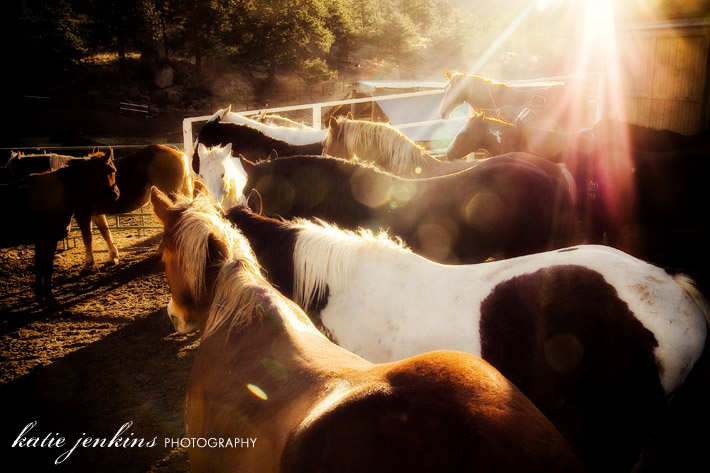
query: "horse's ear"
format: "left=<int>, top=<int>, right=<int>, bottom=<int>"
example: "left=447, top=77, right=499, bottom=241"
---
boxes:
left=151, top=186, right=174, bottom=224
left=268, top=149, right=278, bottom=160
left=346, top=111, right=354, bottom=120
left=328, top=115, right=338, bottom=129
left=207, top=234, right=229, bottom=266
left=193, top=180, right=209, bottom=198
left=198, top=143, right=208, bottom=157
left=444, top=70, right=452, bottom=79
left=224, top=143, right=233, bottom=156
left=240, top=156, right=256, bottom=174
left=219, top=105, right=231, bottom=122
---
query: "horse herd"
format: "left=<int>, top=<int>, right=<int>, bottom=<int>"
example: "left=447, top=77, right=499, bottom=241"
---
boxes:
left=3, top=72, right=710, bottom=473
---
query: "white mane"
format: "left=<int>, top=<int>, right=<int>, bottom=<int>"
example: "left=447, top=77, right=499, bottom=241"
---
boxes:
left=291, top=219, right=408, bottom=309
left=333, top=118, right=438, bottom=176
left=210, top=106, right=327, bottom=145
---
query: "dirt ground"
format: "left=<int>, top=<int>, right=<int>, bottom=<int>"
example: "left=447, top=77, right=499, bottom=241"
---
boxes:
left=0, top=212, right=198, bottom=472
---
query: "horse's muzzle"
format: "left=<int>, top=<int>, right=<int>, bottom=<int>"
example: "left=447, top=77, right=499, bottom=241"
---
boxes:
left=107, top=184, right=120, bottom=201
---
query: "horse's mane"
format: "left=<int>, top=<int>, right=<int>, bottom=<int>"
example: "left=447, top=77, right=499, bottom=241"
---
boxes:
left=472, top=110, right=515, bottom=127
left=169, top=192, right=269, bottom=338
left=291, top=218, right=408, bottom=309
left=334, top=118, right=437, bottom=175
left=449, top=72, right=511, bottom=89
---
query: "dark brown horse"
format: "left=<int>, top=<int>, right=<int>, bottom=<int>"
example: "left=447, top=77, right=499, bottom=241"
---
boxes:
left=0, top=152, right=119, bottom=303
left=150, top=187, right=584, bottom=473
left=237, top=154, right=576, bottom=264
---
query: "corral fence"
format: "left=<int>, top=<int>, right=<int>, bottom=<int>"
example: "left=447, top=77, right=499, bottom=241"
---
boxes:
left=182, top=73, right=606, bottom=159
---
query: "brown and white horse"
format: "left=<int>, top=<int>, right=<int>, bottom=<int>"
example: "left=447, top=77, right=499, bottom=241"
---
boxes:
left=151, top=186, right=584, bottom=473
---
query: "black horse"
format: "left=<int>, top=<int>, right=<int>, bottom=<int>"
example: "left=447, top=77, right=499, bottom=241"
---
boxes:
left=0, top=152, right=119, bottom=304
left=239, top=154, right=576, bottom=264
left=193, top=119, right=323, bottom=173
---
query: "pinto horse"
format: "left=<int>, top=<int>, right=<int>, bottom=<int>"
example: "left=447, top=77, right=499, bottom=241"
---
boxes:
left=195, top=143, right=246, bottom=209
left=210, top=105, right=328, bottom=145
left=237, top=154, right=576, bottom=264
left=223, top=205, right=710, bottom=472
left=74, top=144, right=193, bottom=271
left=322, top=115, right=475, bottom=177
left=0, top=152, right=119, bottom=303
left=194, top=112, right=323, bottom=174
left=150, top=187, right=584, bottom=473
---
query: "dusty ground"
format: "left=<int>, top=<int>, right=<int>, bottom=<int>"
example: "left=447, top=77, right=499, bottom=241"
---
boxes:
left=0, top=212, right=198, bottom=472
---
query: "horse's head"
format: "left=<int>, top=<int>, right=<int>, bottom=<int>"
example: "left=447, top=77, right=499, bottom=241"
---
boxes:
left=197, top=143, right=247, bottom=208
left=322, top=116, right=350, bottom=158
left=446, top=112, right=512, bottom=161
left=440, top=72, right=467, bottom=119
left=152, top=185, right=265, bottom=336
left=90, top=150, right=120, bottom=202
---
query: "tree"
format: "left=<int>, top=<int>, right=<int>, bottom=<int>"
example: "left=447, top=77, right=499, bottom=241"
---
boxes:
left=220, top=0, right=336, bottom=98
left=1, top=0, right=86, bottom=73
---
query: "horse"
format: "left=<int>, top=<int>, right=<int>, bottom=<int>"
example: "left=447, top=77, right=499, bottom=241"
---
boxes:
left=322, top=115, right=475, bottom=177
left=445, top=111, right=581, bottom=163
left=196, top=143, right=246, bottom=209
left=193, top=111, right=323, bottom=173
left=211, top=105, right=328, bottom=145
left=74, top=144, right=193, bottom=272
left=0, top=152, right=119, bottom=303
left=445, top=113, right=622, bottom=244
left=0, top=151, right=89, bottom=183
left=438, top=72, right=585, bottom=131
left=223, top=204, right=710, bottom=472
left=254, top=111, right=319, bottom=131
left=593, top=117, right=710, bottom=152
left=236, top=154, right=576, bottom=264
left=150, top=186, right=585, bottom=473
left=439, top=72, right=565, bottom=119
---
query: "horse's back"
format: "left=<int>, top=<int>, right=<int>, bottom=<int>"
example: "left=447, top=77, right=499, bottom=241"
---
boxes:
left=143, top=145, right=192, bottom=196
left=282, top=352, right=583, bottom=473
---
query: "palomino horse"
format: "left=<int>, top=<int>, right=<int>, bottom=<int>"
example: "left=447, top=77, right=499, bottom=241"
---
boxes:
left=0, top=152, right=119, bottom=303
left=193, top=111, right=323, bottom=173
left=439, top=72, right=565, bottom=119
left=223, top=205, right=710, bottom=472
left=196, top=143, right=246, bottom=209
left=237, top=154, right=576, bottom=264
left=322, top=115, right=474, bottom=177
left=150, top=187, right=584, bottom=473
left=74, top=144, right=193, bottom=272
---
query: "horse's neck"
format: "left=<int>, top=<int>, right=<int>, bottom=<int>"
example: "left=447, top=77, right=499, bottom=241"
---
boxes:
left=227, top=210, right=298, bottom=298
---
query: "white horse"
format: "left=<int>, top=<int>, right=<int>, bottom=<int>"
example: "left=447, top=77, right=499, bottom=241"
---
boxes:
left=210, top=105, right=327, bottom=145
left=196, top=143, right=246, bottom=209
left=224, top=205, right=710, bottom=472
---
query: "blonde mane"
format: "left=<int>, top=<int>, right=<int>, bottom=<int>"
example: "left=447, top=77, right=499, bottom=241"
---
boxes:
left=337, top=118, right=439, bottom=176
left=291, top=218, right=408, bottom=309
left=170, top=193, right=269, bottom=338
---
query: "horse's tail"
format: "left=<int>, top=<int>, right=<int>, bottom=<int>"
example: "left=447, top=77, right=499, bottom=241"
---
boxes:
left=556, top=163, right=577, bottom=209
left=179, top=150, right=195, bottom=198
left=674, top=274, right=710, bottom=329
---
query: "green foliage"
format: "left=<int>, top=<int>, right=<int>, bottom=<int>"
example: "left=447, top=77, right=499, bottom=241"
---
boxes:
left=1, top=0, right=87, bottom=71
